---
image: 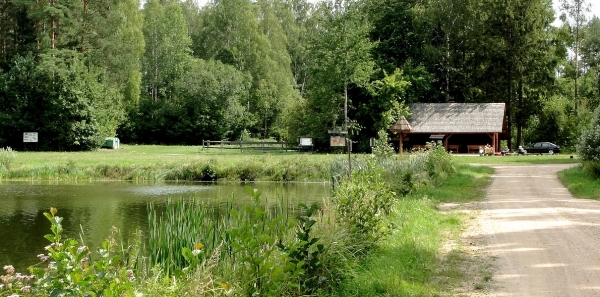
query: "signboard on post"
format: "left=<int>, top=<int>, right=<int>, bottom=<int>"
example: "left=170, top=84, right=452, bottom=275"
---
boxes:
left=330, top=136, right=346, bottom=147
left=299, top=137, right=313, bottom=147
left=23, top=132, right=38, bottom=143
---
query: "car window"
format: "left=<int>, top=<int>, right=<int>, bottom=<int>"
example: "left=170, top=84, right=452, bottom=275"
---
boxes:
left=541, top=143, right=549, bottom=148
left=534, top=143, right=542, bottom=148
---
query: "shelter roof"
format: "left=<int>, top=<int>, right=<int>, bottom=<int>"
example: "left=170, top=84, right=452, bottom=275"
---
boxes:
left=405, top=103, right=505, bottom=133
left=390, top=116, right=413, bottom=133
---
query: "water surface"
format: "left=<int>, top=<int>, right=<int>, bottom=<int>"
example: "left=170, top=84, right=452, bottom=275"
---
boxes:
left=0, top=181, right=330, bottom=271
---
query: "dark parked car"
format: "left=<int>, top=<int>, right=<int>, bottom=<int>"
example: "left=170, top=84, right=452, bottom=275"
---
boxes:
left=524, top=142, right=561, bottom=155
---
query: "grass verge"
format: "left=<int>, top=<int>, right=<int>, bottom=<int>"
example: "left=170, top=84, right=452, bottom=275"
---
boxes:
left=452, top=154, right=580, bottom=165
left=332, top=164, right=494, bottom=296
left=558, top=164, right=600, bottom=200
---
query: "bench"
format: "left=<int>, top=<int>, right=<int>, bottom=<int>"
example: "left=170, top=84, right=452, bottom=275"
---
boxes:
left=447, top=145, right=460, bottom=153
left=467, top=145, right=486, bottom=154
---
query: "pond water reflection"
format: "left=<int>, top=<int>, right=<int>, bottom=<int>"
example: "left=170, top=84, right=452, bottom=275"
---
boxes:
left=0, top=181, right=331, bottom=271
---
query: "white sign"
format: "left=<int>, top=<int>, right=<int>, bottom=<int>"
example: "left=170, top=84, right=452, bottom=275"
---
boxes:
left=299, top=137, right=313, bottom=146
left=23, top=132, right=38, bottom=143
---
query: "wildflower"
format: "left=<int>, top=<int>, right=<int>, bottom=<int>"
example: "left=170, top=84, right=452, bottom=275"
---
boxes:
left=77, top=246, right=88, bottom=253
left=50, top=207, right=57, bottom=216
left=3, top=265, right=14, bottom=275
left=192, top=249, right=202, bottom=256
left=220, top=282, right=233, bottom=295
left=37, top=254, right=49, bottom=262
left=81, top=257, right=89, bottom=267
left=126, top=269, right=135, bottom=282
left=194, top=243, right=204, bottom=250
left=21, top=285, right=31, bottom=293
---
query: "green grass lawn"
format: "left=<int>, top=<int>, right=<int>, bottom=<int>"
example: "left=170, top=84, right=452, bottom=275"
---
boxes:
left=3, top=145, right=355, bottom=181
left=13, top=144, right=339, bottom=167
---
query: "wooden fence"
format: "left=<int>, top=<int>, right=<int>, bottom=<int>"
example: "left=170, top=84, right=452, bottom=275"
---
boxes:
left=202, top=140, right=300, bottom=152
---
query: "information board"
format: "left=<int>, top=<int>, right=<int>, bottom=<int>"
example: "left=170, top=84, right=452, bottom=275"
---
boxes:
left=23, top=132, right=38, bottom=143
left=330, top=136, right=346, bottom=147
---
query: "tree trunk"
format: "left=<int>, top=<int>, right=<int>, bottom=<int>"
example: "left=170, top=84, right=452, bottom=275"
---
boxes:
left=81, top=0, right=88, bottom=53
left=516, top=76, right=524, bottom=147
left=574, top=7, right=580, bottom=117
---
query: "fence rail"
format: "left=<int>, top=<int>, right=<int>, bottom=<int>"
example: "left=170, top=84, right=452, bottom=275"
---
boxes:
left=202, top=140, right=300, bottom=152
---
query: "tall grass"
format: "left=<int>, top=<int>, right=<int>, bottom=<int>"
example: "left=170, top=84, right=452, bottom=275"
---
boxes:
left=0, top=147, right=16, bottom=170
left=147, top=199, right=233, bottom=275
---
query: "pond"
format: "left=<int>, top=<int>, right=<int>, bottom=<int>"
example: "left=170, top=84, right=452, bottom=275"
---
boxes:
left=0, top=181, right=331, bottom=271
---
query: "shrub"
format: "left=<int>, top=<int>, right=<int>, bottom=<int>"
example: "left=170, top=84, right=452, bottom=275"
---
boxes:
left=27, top=208, right=140, bottom=296
left=225, top=187, right=294, bottom=296
left=372, top=130, right=395, bottom=158
left=425, top=141, right=454, bottom=180
left=0, top=147, right=16, bottom=170
left=332, top=159, right=395, bottom=254
left=582, top=161, right=600, bottom=179
left=577, top=106, right=600, bottom=163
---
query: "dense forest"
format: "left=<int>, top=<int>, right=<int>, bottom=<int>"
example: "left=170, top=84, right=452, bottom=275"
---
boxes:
left=0, top=0, right=598, bottom=151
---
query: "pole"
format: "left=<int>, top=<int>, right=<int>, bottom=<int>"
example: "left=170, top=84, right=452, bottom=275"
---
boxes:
left=347, top=137, right=351, bottom=177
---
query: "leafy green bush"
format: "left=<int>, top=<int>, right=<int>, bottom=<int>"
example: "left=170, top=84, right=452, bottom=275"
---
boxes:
left=582, top=161, right=600, bottom=179
left=333, top=160, right=396, bottom=253
left=577, top=106, right=600, bottom=163
left=27, top=208, right=140, bottom=296
left=372, top=130, right=396, bottom=158
left=0, top=147, right=16, bottom=170
left=225, top=187, right=294, bottom=296
left=425, top=141, right=454, bottom=179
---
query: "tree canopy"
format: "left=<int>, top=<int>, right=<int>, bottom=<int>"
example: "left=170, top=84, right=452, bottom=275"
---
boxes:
left=0, top=0, right=597, bottom=151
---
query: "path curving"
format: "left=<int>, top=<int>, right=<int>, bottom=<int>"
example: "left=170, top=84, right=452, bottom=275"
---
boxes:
left=466, top=164, right=600, bottom=297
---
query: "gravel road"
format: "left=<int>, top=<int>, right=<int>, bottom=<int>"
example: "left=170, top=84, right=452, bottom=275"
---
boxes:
left=464, top=164, right=600, bottom=297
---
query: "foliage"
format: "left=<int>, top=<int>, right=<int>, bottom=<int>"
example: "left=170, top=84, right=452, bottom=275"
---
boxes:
left=558, top=164, right=600, bottom=199
left=372, top=130, right=396, bottom=159
left=125, top=59, right=250, bottom=144
left=333, top=158, right=396, bottom=253
left=147, top=199, right=230, bottom=276
left=0, top=53, right=123, bottom=151
left=577, top=106, right=600, bottom=162
left=0, top=147, right=16, bottom=170
left=425, top=141, right=455, bottom=180
left=332, top=164, right=491, bottom=297
left=28, top=208, right=139, bottom=296
left=276, top=203, right=327, bottom=295
left=0, top=264, right=36, bottom=296
left=223, top=187, right=293, bottom=296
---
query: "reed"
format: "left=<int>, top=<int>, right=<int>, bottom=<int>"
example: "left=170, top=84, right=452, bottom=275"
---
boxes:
left=147, top=198, right=231, bottom=275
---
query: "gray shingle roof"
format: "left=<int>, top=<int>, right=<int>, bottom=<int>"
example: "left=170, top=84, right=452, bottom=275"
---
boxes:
left=406, top=103, right=505, bottom=133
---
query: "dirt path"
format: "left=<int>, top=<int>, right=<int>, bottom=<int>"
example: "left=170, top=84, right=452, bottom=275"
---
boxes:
left=463, top=164, right=600, bottom=297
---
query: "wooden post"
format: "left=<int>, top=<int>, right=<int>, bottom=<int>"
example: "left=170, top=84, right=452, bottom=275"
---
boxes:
left=399, top=133, right=404, bottom=155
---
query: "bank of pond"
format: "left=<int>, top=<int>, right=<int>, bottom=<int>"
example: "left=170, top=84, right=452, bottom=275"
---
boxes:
left=0, top=146, right=481, bottom=296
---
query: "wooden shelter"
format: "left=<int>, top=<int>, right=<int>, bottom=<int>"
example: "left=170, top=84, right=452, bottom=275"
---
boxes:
left=390, top=116, right=413, bottom=154
left=390, top=103, right=507, bottom=154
